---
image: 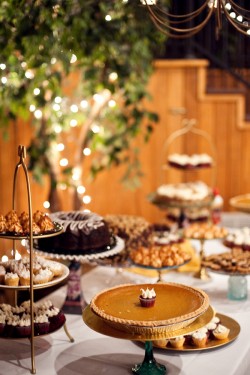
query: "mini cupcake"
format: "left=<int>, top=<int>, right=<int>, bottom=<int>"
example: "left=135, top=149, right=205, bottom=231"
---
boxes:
left=15, top=316, right=31, bottom=338
left=169, top=335, right=185, bottom=348
left=153, top=339, right=168, bottom=348
left=0, top=314, right=6, bottom=335
left=205, top=321, right=217, bottom=339
left=139, top=287, right=156, bottom=307
left=5, top=315, right=19, bottom=337
left=47, top=307, right=66, bottom=332
left=34, top=314, right=50, bottom=335
left=0, top=215, right=6, bottom=233
left=192, top=329, right=208, bottom=348
left=0, top=265, right=6, bottom=284
left=212, top=324, right=230, bottom=340
left=34, top=268, right=53, bottom=284
left=211, top=316, right=221, bottom=326
left=19, top=270, right=30, bottom=286
left=4, top=272, right=19, bottom=287
left=44, top=260, right=63, bottom=277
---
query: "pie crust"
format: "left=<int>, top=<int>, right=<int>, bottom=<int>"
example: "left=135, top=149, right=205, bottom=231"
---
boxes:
left=90, top=283, right=209, bottom=334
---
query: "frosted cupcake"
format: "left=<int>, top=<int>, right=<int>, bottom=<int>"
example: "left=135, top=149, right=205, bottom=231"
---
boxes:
left=47, top=307, right=66, bottom=332
left=0, top=265, right=6, bottom=284
left=19, top=270, right=30, bottom=286
left=192, top=329, right=208, bottom=347
left=15, top=316, right=31, bottom=338
left=34, top=268, right=53, bottom=284
left=139, top=287, right=156, bottom=307
left=34, top=314, right=50, bottom=335
left=213, top=324, right=230, bottom=340
left=0, top=314, right=6, bottom=335
left=4, top=272, right=19, bottom=286
left=169, top=335, right=185, bottom=348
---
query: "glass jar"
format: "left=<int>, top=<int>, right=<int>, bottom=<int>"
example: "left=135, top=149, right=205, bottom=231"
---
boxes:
left=227, top=275, right=248, bottom=301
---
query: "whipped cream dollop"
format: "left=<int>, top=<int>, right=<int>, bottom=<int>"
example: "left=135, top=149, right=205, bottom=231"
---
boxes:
left=140, top=287, right=156, bottom=299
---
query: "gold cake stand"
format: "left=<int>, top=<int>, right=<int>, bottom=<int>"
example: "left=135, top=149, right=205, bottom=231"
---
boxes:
left=83, top=305, right=214, bottom=375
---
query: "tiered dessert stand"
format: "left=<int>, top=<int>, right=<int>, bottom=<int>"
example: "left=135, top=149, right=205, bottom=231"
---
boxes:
left=0, top=146, right=72, bottom=374
left=149, top=118, right=217, bottom=228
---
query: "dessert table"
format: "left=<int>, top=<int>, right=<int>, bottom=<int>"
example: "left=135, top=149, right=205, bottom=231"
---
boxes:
left=0, top=263, right=250, bottom=375
left=1, top=212, right=250, bottom=374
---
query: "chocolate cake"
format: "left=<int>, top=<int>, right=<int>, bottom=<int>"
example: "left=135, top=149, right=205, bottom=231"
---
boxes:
left=35, top=211, right=112, bottom=255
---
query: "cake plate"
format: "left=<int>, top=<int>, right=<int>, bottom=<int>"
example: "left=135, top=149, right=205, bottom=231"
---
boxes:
left=83, top=305, right=214, bottom=375
left=130, top=259, right=191, bottom=282
left=230, top=194, right=250, bottom=213
left=34, top=236, right=125, bottom=314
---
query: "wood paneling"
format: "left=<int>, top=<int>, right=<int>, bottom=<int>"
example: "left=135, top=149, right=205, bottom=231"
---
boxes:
left=1, top=59, right=250, bottom=247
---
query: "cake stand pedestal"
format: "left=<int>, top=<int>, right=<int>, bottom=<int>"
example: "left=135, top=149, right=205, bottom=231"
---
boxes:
left=131, top=260, right=191, bottom=283
left=132, top=341, right=166, bottom=375
left=193, top=238, right=211, bottom=280
left=83, top=305, right=214, bottom=375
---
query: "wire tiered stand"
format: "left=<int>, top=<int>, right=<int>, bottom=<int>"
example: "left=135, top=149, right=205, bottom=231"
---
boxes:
left=0, top=145, right=73, bottom=374
left=148, top=118, right=218, bottom=280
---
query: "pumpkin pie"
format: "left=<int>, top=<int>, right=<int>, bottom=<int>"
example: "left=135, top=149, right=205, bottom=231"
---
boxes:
left=90, top=283, right=209, bottom=335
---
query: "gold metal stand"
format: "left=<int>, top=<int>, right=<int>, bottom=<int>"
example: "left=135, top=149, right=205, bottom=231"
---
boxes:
left=0, top=145, right=73, bottom=373
left=161, top=118, right=217, bottom=188
left=13, top=145, right=36, bottom=374
left=193, top=238, right=211, bottom=280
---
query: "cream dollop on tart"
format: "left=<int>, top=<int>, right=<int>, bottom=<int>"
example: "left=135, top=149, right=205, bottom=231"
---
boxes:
left=139, top=287, right=156, bottom=308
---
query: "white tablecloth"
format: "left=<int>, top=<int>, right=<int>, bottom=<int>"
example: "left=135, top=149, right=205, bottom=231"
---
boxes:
left=1, top=255, right=250, bottom=375
left=1, top=214, right=250, bottom=375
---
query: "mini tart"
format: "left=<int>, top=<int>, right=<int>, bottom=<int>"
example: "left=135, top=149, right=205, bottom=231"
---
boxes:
left=169, top=335, right=185, bottom=348
left=90, top=283, right=209, bottom=334
left=212, top=324, right=230, bottom=340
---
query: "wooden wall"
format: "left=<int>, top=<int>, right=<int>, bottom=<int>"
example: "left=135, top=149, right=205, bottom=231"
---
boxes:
left=1, top=59, right=250, bottom=237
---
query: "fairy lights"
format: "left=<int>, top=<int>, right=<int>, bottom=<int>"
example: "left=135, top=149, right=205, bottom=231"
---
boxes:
left=0, top=58, right=117, bottom=211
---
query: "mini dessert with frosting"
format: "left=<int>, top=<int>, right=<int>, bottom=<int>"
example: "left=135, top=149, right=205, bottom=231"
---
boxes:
left=212, top=324, right=230, bottom=340
left=0, top=300, right=66, bottom=338
left=139, top=287, right=156, bottom=307
left=169, top=335, right=185, bottom=348
left=154, top=181, right=212, bottom=205
left=168, top=153, right=213, bottom=169
left=224, top=227, right=250, bottom=251
left=191, top=327, right=208, bottom=347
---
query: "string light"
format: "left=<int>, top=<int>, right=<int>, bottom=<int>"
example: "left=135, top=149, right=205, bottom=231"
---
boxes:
left=77, top=185, right=86, bottom=194
left=80, top=100, right=88, bottom=109
left=70, top=119, right=78, bottom=127
left=59, top=158, right=69, bottom=167
left=43, top=201, right=50, bottom=209
left=83, top=147, right=91, bottom=156
left=34, top=109, right=43, bottom=119
left=108, top=99, right=116, bottom=108
left=33, top=88, right=40, bottom=95
left=82, top=195, right=91, bottom=204
left=70, top=54, right=77, bottom=63
left=56, top=143, right=65, bottom=151
left=105, top=15, right=112, bottom=21
left=91, top=124, right=100, bottom=133
left=70, top=104, right=78, bottom=113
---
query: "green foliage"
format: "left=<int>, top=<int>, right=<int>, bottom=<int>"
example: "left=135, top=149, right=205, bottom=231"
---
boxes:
left=0, top=0, right=168, bottom=190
